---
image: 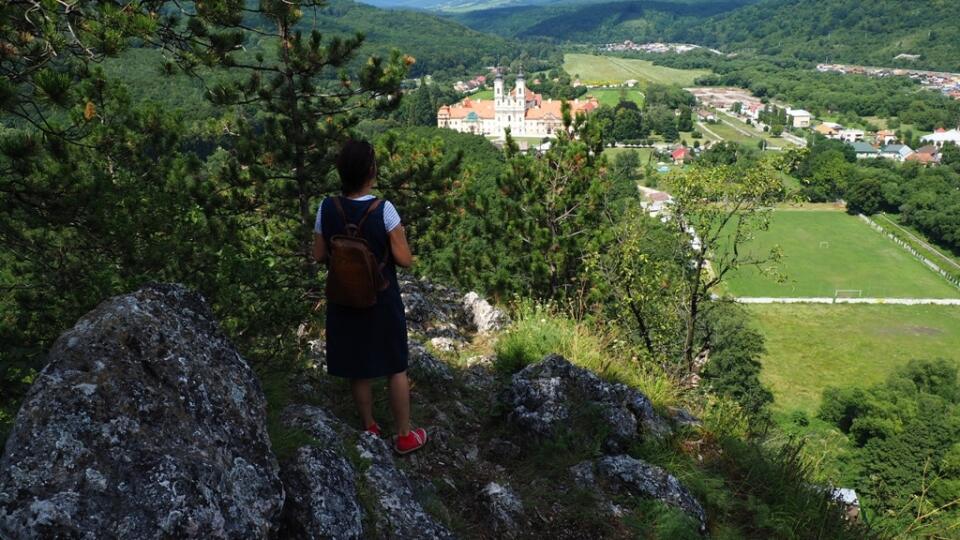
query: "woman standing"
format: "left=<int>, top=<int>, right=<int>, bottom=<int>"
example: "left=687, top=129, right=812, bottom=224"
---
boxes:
left=312, top=140, right=427, bottom=455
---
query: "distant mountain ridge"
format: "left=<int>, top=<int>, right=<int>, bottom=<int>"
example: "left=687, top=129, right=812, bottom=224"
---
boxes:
left=449, top=0, right=757, bottom=41
left=675, top=0, right=960, bottom=71
left=360, top=0, right=693, bottom=12
left=442, top=0, right=960, bottom=72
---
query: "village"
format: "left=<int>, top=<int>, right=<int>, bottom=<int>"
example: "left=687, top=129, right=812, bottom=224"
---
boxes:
left=599, top=40, right=723, bottom=56
left=817, top=63, right=960, bottom=101
left=441, top=62, right=960, bottom=168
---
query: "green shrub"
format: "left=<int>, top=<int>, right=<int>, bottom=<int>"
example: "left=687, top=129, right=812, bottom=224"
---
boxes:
left=790, top=410, right=810, bottom=427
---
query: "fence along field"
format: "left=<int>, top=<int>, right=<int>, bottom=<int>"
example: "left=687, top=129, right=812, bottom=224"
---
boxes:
left=722, top=210, right=960, bottom=299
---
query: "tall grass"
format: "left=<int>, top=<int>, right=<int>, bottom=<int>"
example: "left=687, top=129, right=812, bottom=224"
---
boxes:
left=493, top=301, right=681, bottom=409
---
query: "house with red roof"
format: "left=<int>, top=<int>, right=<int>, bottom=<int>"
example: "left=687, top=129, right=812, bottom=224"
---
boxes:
left=672, top=147, right=692, bottom=165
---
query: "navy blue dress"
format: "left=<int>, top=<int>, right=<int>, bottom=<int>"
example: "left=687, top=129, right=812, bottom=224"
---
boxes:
left=320, top=197, right=409, bottom=379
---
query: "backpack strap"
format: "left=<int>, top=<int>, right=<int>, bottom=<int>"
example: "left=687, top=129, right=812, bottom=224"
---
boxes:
left=332, top=196, right=382, bottom=237
left=356, top=199, right=383, bottom=230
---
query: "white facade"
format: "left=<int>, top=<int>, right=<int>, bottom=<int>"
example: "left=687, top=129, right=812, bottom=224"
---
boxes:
left=786, top=109, right=813, bottom=128
left=922, top=129, right=960, bottom=148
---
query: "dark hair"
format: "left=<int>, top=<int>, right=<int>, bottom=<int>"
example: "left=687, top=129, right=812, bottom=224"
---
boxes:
left=336, top=140, right=376, bottom=194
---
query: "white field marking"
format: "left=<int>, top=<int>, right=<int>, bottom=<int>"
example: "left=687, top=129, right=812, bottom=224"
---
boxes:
left=734, top=297, right=960, bottom=305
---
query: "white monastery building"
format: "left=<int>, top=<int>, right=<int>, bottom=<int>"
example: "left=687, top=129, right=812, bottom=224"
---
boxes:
left=437, top=67, right=599, bottom=138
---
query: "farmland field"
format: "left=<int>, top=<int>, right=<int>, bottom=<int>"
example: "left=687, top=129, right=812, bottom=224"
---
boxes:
left=723, top=210, right=960, bottom=298
left=749, top=304, right=960, bottom=414
left=563, top=54, right=710, bottom=87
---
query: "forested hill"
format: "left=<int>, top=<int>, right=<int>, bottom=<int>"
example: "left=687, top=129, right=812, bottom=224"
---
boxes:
left=678, top=0, right=960, bottom=71
left=451, top=0, right=754, bottom=41
left=300, top=1, right=561, bottom=78
left=449, top=0, right=960, bottom=72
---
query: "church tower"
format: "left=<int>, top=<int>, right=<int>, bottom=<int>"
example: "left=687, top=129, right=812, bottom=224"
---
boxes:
left=515, top=65, right=526, bottom=106
left=494, top=66, right=504, bottom=106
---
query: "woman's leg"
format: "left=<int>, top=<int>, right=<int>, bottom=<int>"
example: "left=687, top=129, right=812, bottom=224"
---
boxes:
left=351, top=378, right=375, bottom=429
left=388, top=371, right=411, bottom=436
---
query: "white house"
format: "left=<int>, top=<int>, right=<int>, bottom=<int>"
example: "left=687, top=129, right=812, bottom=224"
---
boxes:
left=838, top=129, right=865, bottom=142
left=921, top=128, right=960, bottom=148
left=786, top=108, right=813, bottom=128
left=744, top=102, right=765, bottom=121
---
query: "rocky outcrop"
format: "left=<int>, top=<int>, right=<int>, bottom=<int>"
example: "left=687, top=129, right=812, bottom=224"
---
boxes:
left=504, top=355, right=671, bottom=450
left=279, top=447, right=363, bottom=540
left=573, top=455, right=707, bottom=533
left=279, top=406, right=363, bottom=540
left=479, top=482, right=524, bottom=538
left=462, top=292, right=508, bottom=334
left=400, top=275, right=508, bottom=347
left=0, top=284, right=283, bottom=539
left=357, top=433, right=456, bottom=540
left=280, top=405, right=455, bottom=540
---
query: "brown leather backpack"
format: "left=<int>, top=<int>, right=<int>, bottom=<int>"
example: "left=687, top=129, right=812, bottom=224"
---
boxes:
left=325, top=197, right=389, bottom=309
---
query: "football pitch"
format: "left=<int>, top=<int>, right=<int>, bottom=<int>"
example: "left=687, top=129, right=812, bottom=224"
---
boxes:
left=750, top=304, right=960, bottom=413
left=722, top=210, right=960, bottom=299
left=563, top=54, right=710, bottom=87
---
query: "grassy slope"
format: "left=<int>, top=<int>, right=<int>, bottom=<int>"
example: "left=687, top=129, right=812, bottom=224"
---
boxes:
left=723, top=210, right=960, bottom=298
left=564, top=54, right=710, bottom=86
left=750, top=303, right=960, bottom=414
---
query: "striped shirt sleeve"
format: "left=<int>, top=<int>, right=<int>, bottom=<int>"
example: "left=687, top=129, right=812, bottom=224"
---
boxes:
left=314, top=200, right=324, bottom=234
left=383, top=201, right=401, bottom=233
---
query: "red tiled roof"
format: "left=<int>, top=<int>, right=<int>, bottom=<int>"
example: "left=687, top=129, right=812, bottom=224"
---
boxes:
left=439, top=93, right=598, bottom=121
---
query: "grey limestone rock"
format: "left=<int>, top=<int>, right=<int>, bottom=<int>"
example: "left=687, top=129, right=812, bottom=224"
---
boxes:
left=279, top=406, right=363, bottom=540
left=461, top=292, right=509, bottom=334
left=480, top=482, right=524, bottom=537
left=0, top=284, right=284, bottom=540
left=279, top=447, right=363, bottom=540
left=409, top=342, right=454, bottom=383
left=589, top=455, right=707, bottom=532
left=504, top=355, right=670, bottom=448
left=400, top=275, right=470, bottom=342
left=282, top=405, right=455, bottom=539
left=356, top=434, right=457, bottom=539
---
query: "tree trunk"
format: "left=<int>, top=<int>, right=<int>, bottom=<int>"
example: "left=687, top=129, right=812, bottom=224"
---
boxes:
left=683, top=258, right=705, bottom=372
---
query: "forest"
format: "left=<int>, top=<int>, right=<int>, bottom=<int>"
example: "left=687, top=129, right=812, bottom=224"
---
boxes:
left=453, top=0, right=960, bottom=73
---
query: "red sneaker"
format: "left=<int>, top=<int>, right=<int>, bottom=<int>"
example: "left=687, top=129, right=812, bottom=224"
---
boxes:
left=394, top=428, right=428, bottom=455
left=365, top=422, right=382, bottom=437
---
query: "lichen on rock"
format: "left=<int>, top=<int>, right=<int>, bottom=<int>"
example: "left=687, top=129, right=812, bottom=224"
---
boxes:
left=0, top=284, right=284, bottom=539
left=504, top=355, right=671, bottom=449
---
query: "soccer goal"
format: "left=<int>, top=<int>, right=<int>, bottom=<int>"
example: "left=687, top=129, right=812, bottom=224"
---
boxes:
left=819, top=241, right=830, bottom=249
left=834, top=289, right=863, bottom=300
